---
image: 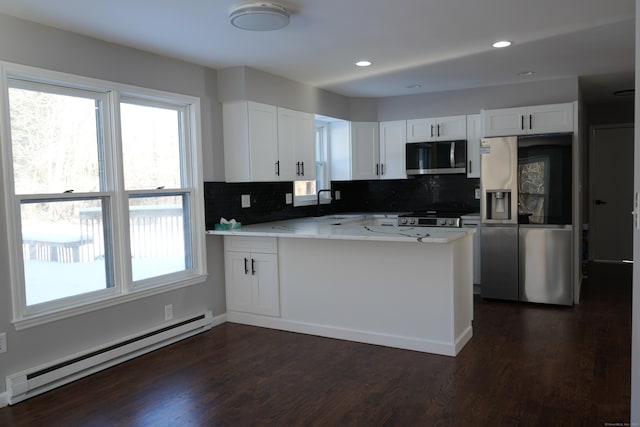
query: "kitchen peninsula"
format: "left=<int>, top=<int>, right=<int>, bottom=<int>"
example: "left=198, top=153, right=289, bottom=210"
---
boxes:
left=208, top=215, right=474, bottom=356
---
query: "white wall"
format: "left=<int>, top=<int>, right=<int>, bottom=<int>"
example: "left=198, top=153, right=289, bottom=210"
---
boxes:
left=0, top=13, right=226, bottom=396
left=218, top=65, right=352, bottom=120
left=377, top=77, right=579, bottom=120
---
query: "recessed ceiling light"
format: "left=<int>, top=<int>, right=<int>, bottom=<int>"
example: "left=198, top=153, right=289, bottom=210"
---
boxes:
left=406, top=84, right=422, bottom=89
left=355, top=60, right=372, bottom=67
left=518, top=71, right=535, bottom=77
left=229, top=2, right=290, bottom=31
left=492, top=40, right=512, bottom=48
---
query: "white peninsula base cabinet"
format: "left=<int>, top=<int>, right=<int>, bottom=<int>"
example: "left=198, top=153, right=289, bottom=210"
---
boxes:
left=220, top=222, right=474, bottom=357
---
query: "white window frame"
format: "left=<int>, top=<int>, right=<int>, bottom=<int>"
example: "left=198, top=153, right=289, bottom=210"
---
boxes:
left=293, top=120, right=332, bottom=207
left=0, top=62, right=207, bottom=329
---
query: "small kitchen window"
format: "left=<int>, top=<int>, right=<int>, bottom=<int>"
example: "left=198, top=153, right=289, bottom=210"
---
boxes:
left=294, top=120, right=331, bottom=206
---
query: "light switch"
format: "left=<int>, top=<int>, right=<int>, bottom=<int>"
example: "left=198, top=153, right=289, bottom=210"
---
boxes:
left=241, top=194, right=251, bottom=208
left=475, top=188, right=480, bottom=200
left=335, top=191, right=341, bottom=200
left=285, top=193, right=293, bottom=204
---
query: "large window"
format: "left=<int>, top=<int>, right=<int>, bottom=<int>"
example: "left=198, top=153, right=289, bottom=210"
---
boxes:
left=2, top=64, right=206, bottom=325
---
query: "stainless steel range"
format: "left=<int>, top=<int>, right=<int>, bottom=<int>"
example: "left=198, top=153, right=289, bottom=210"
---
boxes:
left=397, top=211, right=465, bottom=228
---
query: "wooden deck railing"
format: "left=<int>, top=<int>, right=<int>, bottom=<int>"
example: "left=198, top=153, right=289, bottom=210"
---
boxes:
left=22, top=205, right=185, bottom=263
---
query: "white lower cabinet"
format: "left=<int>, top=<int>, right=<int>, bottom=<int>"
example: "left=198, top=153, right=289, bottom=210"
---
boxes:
left=224, top=237, right=280, bottom=317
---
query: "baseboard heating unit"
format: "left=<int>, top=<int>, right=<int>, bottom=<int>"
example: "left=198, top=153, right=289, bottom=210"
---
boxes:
left=6, top=311, right=214, bottom=405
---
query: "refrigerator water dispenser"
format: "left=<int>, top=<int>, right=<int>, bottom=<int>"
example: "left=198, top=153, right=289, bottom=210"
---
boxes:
left=486, top=190, right=512, bottom=221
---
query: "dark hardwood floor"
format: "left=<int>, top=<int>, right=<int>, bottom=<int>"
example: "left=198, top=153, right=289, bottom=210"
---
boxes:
left=0, top=263, right=632, bottom=426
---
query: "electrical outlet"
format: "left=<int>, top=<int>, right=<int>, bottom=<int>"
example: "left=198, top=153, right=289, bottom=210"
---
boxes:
left=241, top=194, right=251, bottom=208
left=285, top=193, right=293, bottom=204
left=475, top=188, right=480, bottom=200
left=0, top=332, right=6, bottom=353
left=164, top=304, right=173, bottom=321
left=335, top=191, right=341, bottom=200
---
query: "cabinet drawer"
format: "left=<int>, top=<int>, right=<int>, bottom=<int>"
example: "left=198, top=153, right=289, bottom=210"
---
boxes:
left=224, top=236, right=277, bottom=253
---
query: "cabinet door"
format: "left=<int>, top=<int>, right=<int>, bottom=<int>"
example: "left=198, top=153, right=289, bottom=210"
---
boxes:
left=466, top=114, right=481, bottom=178
left=225, top=251, right=254, bottom=313
left=438, top=115, right=467, bottom=140
left=295, top=111, right=316, bottom=180
left=528, top=103, right=574, bottom=134
left=276, top=107, right=297, bottom=181
left=379, top=120, right=407, bottom=179
left=248, top=102, right=279, bottom=181
left=351, top=122, right=380, bottom=180
left=222, top=101, right=251, bottom=182
left=406, top=118, right=438, bottom=142
left=251, top=252, right=280, bottom=316
left=482, top=107, right=527, bottom=137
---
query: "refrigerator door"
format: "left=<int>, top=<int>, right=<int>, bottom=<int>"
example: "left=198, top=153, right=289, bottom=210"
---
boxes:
left=480, top=136, right=518, bottom=224
left=519, top=225, right=573, bottom=305
left=480, top=225, right=519, bottom=301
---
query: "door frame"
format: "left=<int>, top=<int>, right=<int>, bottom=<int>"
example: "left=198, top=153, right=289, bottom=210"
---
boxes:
left=588, top=123, right=634, bottom=263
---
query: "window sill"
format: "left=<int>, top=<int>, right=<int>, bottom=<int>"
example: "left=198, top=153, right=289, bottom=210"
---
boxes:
left=12, top=273, right=208, bottom=331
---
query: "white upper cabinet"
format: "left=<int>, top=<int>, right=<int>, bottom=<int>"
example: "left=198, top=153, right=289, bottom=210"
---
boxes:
left=466, top=114, right=481, bottom=178
left=223, top=101, right=315, bottom=183
left=248, top=102, right=279, bottom=181
left=406, top=115, right=467, bottom=142
left=277, top=107, right=316, bottom=181
left=482, top=102, right=574, bottom=137
left=223, top=101, right=278, bottom=182
left=351, top=122, right=381, bottom=180
left=330, top=121, right=380, bottom=181
left=379, top=120, right=407, bottom=180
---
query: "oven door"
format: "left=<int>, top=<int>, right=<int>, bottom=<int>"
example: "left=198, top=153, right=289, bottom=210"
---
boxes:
left=406, top=140, right=467, bottom=175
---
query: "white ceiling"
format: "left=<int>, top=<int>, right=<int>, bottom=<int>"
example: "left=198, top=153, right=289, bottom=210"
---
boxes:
left=0, top=0, right=635, bottom=101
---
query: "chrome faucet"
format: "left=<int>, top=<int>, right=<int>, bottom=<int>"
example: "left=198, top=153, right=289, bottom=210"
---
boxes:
left=316, top=189, right=332, bottom=216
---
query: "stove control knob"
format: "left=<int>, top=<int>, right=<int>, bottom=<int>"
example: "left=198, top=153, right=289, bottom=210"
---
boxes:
left=409, top=218, right=416, bottom=225
left=400, top=218, right=408, bottom=225
left=448, top=219, right=455, bottom=226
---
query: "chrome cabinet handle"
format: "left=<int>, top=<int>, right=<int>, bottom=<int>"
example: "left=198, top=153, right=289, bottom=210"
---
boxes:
left=251, top=258, right=256, bottom=275
left=468, top=160, right=472, bottom=174
left=529, top=114, right=533, bottom=130
left=244, top=257, right=248, bottom=274
left=430, top=124, right=434, bottom=138
left=520, top=115, right=524, bottom=130
left=437, top=124, right=441, bottom=137
left=275, top=160, right=280, bottom=176
left=301, top=161, right=304, bottom=176
left=450, top=141, right=456, bottom=168
left=381, top=163, right=384, bottom=176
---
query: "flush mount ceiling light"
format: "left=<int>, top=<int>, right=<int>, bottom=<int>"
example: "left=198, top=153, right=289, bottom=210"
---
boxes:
left=230, top=3, right=290, bottom=31
left=355, top=60, right=372, bottom=67
left=492, top=40, right=512, bottom=48
left=518, top=71, right=535, bottom=77
left=406, top=84, right=423, bottom=89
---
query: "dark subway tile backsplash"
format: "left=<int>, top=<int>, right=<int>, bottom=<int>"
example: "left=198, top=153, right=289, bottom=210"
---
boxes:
left=204, top=175, right=480, bottom=229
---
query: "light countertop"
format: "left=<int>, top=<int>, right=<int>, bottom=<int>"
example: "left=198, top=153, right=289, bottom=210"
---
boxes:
left=206, top=214, right=475, bottom=244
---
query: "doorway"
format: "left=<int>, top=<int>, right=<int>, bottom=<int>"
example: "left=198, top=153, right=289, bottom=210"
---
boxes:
left=589, top=124, right=634, bottom=263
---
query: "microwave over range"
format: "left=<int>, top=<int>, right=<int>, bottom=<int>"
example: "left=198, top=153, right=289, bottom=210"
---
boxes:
left=405, top=140, right=467, bottom=175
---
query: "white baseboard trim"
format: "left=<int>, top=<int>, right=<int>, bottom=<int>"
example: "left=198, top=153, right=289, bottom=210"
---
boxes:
left=0, top=391, right=8, bottom=408
left=211, top=313, right=227, bottom=327
left=226, top=312, right=467, bottom=357
left=454, top=325, right=473, bottom=355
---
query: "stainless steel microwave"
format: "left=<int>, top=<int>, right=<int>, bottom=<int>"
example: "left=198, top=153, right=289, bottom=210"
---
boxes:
left=406, top=140, right=467, bottom=175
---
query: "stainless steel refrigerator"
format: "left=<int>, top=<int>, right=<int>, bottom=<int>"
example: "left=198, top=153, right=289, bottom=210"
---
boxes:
left=480, top=134, right=573, bottom=305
